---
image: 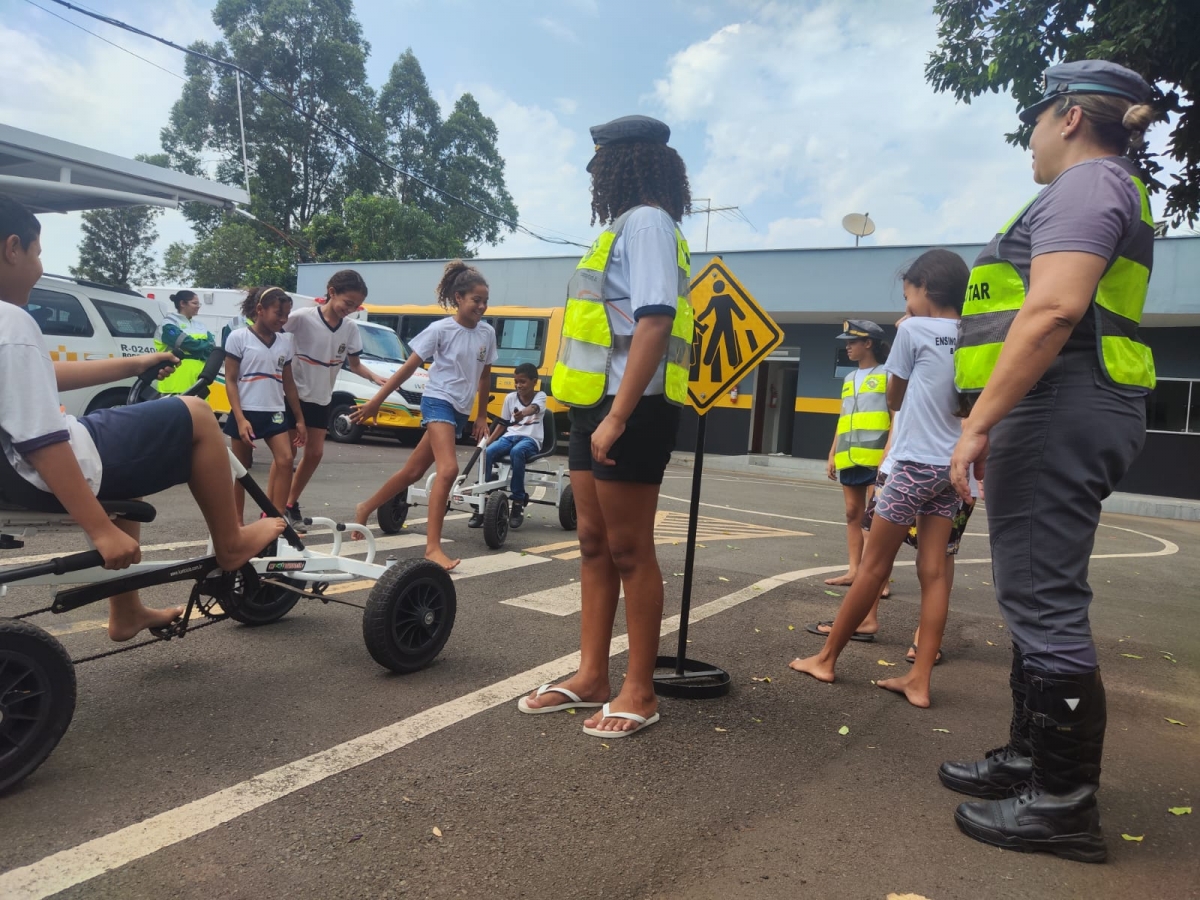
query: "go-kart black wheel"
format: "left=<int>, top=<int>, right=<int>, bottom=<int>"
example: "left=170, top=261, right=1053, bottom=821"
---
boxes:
left=377, top=494, right=409, bottom=534
left=220, top=568, right=301, bottom=626
left=0, top=619, right=76, bottom=794
left=327, top=402, right=363, bottom=444
left=558, top=482, right=577, bottom=531
left=362, top=559, right=456, bottom=673
left=483, top=492, right=509, bottom=549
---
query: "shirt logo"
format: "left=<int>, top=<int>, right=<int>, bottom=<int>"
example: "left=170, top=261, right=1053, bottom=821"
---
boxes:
left=277, top=355, right=286, bottom=368
left=337, top=343, right=346, bottom=356
left=477, top=346, right=487, bottom=362
left=864, top=376, right=879, bottom=390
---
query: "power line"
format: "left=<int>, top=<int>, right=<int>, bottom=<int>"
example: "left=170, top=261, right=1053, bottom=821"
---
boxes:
left=39, top=0, right=590, bottom=250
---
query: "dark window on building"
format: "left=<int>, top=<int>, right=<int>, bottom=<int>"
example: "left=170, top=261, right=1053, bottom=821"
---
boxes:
left=27, top=288, right=94, bottom=338
left=93, top=299, right=156, bottom=338
left=1146, top=379, right=1196, bottom=433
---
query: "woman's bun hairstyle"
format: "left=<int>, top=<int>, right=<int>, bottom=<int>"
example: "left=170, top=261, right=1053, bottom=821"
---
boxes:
left=435, top=260, right=487, bottom=310
left=1122, top=103, right=1158, bottom=152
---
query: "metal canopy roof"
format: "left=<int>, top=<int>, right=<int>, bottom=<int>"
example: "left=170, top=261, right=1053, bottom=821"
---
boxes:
left=0, top=123, right=249, bottom=214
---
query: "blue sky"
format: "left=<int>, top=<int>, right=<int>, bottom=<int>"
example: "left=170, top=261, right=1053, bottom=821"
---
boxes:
left=3, top=0, right=1182, bottom=277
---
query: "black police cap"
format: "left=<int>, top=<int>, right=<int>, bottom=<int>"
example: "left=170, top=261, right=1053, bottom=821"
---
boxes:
left=1018, top=59, right=1152, bottom=126
left=586, top=115, right=671, bottom=172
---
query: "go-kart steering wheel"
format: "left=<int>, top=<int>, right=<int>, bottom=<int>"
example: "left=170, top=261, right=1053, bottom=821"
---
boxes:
left=126, top=349, right=226, bottom=405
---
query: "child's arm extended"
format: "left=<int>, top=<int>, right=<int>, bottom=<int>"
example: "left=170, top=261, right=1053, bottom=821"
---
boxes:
left=24, top=443, right=140, bottom=569
left=472, top=365, right=493, bottom=441
left=349, top=351, right=424, bottom=423
left=54, top=352, right=178, bottom=391
left=282, top=363, right=307, bottom=447
left=345, top=355, right=387, bottom=387
left=223, top=356, right=255, bottom=445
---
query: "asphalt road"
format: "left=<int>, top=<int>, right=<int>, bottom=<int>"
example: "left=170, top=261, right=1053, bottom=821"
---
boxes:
left=1, top=435, right=1197, bottom=900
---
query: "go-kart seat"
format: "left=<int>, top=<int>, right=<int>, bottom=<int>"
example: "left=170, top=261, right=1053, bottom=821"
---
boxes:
left=496, top=407, right=557, bottom=464
left=0, top=448, right=156, bottom=523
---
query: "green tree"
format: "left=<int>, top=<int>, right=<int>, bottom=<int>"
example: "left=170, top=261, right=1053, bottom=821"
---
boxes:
left=378, top=48, right=442, bottom=205
left=70, top=154, right=170, bottom=288
left=161, top=241, right=193, bottom=283
left=186, top=220, right=297, bottom=290
left=926, top=0, right=1200, bottom=224
left=160, top=0, right=381, bottom=236
left=303, top=192, right=466, bottom=262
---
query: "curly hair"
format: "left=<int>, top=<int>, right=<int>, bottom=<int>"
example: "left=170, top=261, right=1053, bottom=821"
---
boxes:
left=589, top=143, right=692, bottom=225
left=242, top=286, right=291, bottom=319
left=435, top=260, right=487, bottom=310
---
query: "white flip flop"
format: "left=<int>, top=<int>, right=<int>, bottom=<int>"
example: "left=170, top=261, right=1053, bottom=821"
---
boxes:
left=517, top=683, right=605, bottom=715
left=581, top=702, right=660, bottom=738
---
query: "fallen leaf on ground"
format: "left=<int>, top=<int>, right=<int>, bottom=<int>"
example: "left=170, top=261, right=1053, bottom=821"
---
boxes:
left=718, top=576, right=730, bottom=582
left=696, top=543, right=706, bottom=548
left=751, top=717, right=762, bottom=723
left=751, top=676, right=772, bottom=683
left=601, top=743, right=609, bottom=749
left=754, top=628, right=761, bottom=633
left=787, top=624, right=795, bottom=631
left=986, top=640, right=996, bottom=646
left=432, top=826, right=443, bottom=838
left=878, top=660, right=897, bottom=667
left=1168, top=807, right=1192, bottom=816
left=402, top=796, right=414, bottom=803
left=567, top=709, right=576, bottom=715
left=838, top=725, right=850, bottom=736
left=887, top=894, right=933, bottom=900
left=348, top=834, right=362, bottom=842
left=933, top=728, right=951, bottom=734
left=715, top=727, right=728, bottom=733
left=1120, top=833, right=1144, bottom=842
left=824, top=590, right=841, bottom=596
left=1165, top=718, right=1188, bottom=726
left=1121, top=653, right=1143, bottom=659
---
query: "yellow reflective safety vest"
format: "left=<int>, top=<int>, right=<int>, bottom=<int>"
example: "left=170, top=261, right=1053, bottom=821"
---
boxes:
left=551, top=206, right=693, bottom=408
left=834, top=367, right=889, bottom=470
left=154, top=313, right=216, bottom=394
left=956, top=158, right=1156, bottom=394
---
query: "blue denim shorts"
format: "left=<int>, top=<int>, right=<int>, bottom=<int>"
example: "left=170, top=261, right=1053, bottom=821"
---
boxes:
left=421, top=395, right=470, bottom=431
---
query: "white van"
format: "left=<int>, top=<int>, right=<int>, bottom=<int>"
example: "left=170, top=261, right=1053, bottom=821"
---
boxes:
left=28, top=275, right=164, bottom=416
left=324, top=319, right=427, bottom=443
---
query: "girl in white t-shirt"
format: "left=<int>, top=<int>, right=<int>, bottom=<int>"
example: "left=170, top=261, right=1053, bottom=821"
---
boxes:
left=350, top=261, right=496, bottom=571
left=222, top=287, right=307, bottom=519
left=791, top=249, right=970, bottom=709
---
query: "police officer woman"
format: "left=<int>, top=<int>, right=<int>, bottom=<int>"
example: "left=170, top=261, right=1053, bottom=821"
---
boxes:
left=943, top=60, right=1159, bottom=862
left=154, top=290, right=216, bottom=395
left=517, top=115, right=693, bottom=738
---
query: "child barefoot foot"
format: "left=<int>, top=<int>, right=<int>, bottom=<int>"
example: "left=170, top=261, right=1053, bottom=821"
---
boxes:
left=823, top=572, right=855, bottom=586
left=425, top=547, right=461, bottom=571
left=215, top=518, right=287, bottom=571
left=788, top=653, right=836, bottom=682
left=108, top=603, right=185, bottom=642
left=877, top=673, right=931, bottom=708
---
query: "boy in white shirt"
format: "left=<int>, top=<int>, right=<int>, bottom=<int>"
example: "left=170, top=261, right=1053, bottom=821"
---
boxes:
left=0, top=196, right=285, bottom=641
left=471, top=362, right=546, bottom=529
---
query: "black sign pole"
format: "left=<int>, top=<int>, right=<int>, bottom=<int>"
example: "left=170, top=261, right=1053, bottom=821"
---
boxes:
left=654, top=404, right=730, bottom=698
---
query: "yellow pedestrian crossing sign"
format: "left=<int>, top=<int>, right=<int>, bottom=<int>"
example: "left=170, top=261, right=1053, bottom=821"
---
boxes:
left=687, top=260, right=783, bottom=413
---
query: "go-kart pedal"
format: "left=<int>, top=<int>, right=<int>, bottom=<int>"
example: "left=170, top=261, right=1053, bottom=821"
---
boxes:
left=148, top=615, right=188, bottom=641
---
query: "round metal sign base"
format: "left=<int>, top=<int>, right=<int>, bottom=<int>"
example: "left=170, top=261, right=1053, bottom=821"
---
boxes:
left=652, top=656, right=732, bottom=699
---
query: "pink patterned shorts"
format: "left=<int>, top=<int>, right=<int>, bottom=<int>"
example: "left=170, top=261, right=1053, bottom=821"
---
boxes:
left=874, top=459, right=961, bottom=526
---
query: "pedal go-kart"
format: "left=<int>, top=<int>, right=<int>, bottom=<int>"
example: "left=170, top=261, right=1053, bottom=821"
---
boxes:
left=372, top=409, right=576, bottom=550
left=0, top=358, right=456, bottom=794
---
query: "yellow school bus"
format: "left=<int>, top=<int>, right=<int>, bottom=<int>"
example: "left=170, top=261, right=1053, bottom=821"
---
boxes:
left=364, top=304, right=568, bottom=436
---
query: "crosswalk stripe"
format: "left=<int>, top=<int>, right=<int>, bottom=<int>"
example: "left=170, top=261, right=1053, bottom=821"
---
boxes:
left=501, top=583, right=623, bottom=617
left=451, top=551, right=549, bottom=579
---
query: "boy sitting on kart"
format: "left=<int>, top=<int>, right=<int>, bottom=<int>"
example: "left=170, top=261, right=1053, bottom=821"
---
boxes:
left=469, top=362, right=546, bottom=530
left=0, top=196, right=285, bottom=641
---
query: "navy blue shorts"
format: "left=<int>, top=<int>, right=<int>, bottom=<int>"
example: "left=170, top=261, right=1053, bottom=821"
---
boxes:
left=80, top=397, right=193, bottom=500
left=568, top=394, right=680, bottom=485
left=222, top=409, right=294, bottom=442
left=839, top=464, right=878, bottom=487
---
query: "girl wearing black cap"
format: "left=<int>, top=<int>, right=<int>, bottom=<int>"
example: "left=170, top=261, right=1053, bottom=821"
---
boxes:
left=942, top=60, right=1159, bottom=862
left=517, top=116, right=692, bottom=738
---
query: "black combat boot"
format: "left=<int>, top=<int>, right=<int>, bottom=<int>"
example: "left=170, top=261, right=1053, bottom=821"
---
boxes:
left=939, top=646, right=1032, bottom=798
left=953, top=668, right=1108, bottom=864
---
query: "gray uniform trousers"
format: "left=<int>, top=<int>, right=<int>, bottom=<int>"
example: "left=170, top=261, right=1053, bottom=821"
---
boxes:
left=985, top=351, right=1145, bottom=673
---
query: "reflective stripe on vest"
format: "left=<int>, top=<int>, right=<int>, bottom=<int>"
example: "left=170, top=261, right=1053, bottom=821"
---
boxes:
left=551, top=207, right=694, bottom=408
left=833, top=369, right=889, bottom=470
left=957, top=170, right=1155, bottom=393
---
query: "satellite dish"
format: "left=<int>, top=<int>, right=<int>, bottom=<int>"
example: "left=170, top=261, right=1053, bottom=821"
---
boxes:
left=842, top=212, right=876, bottom=246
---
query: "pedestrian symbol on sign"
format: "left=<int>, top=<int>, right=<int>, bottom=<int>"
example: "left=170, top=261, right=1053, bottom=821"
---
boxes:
left=686, top=262, right=783, bottom=413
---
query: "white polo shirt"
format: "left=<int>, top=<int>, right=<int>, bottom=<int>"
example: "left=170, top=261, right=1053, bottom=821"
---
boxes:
left=284, top=306, right=363, bottom=406
left=223, top=328, right=294, bottom=412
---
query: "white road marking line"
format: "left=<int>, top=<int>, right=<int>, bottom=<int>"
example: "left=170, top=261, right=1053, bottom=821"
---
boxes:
left=450, top=551, right=548, bottom=579
left=0, top=526, right=1181, bottom=900
left=500, top=582, right=624, bottom=617
left=658, top=493, right=845, bottom=526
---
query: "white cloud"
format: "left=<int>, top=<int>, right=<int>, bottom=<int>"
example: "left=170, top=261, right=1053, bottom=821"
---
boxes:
left=654, top=0, right=1049, bottom=252
left=0, top=2, right=220, bottom=276
left=555, top=97, right=579, bottom=116
left=535, top=17, right=580, bottom=44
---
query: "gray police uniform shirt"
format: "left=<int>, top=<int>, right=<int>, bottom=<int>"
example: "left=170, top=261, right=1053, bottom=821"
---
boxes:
left=975, top=155, right=1149, bottom=352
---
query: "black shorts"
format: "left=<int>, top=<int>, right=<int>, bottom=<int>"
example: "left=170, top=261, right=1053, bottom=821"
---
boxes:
left=298, top=399, right=331, bottom=431
left=79, top=397, right=193, bottom=500
left=568, top=394, right=680, bottom=485
left=222, top=409, right=294, bottom=442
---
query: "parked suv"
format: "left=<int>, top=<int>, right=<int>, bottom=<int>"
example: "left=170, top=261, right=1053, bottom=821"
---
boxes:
left=28, top=275, right=161, bottom=415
